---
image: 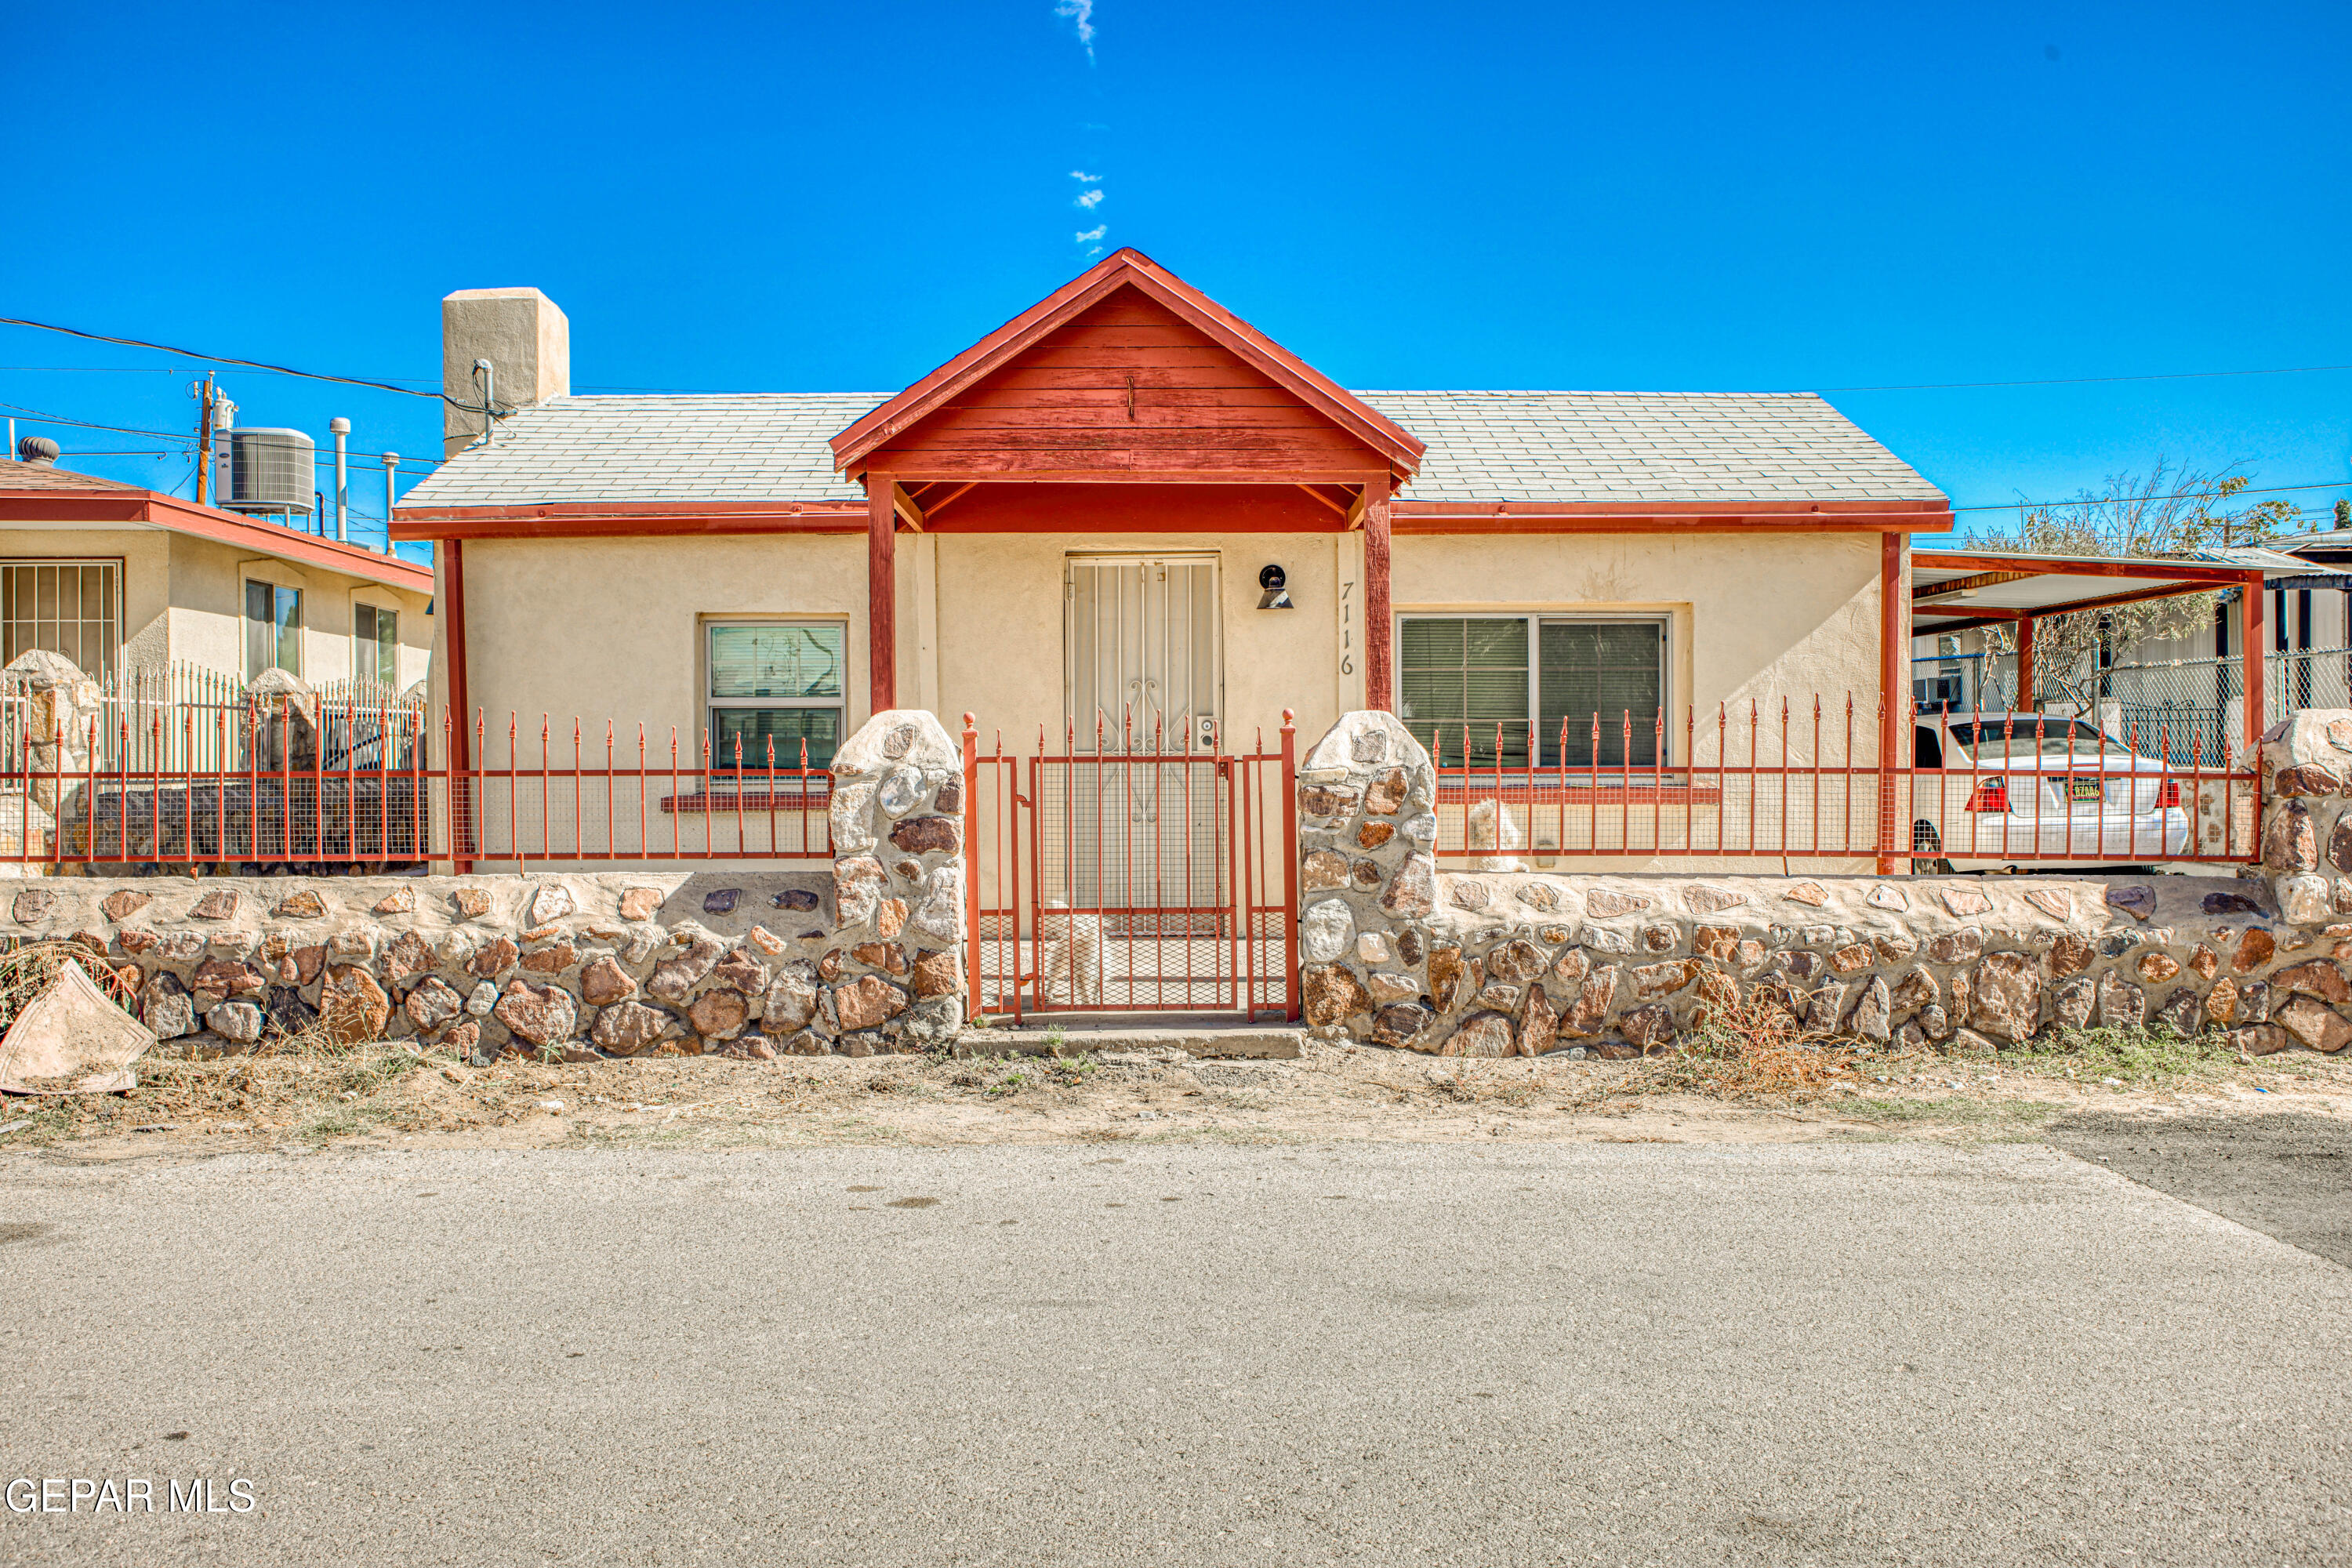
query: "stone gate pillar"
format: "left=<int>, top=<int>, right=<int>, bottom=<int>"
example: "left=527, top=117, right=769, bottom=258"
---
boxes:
left=822, top=709, right=967, bottom=1050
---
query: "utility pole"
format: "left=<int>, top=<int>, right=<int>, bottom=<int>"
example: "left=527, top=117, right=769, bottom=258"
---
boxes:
left=191, top=376, right=215, bottom=505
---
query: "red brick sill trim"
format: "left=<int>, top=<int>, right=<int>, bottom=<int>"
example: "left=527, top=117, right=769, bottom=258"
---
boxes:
left=1434, top=783, right=1726, bottom=807
left=659, top=786, right=832, bottom=817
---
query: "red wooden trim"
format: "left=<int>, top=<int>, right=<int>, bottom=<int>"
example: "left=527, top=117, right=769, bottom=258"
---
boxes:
left=2016, top=615, right=2036, bottom=708
left=1912, top=551, right=2256, bottom=585
left=1392, top=511, right=1955, bottom=535
left=1399, top=497, right=1950, bottom=517
left=1877, top=531, right=1902, bottom=873
left=443, top=539, right=473, bottom=874
left=0, top=491, right=433, bottom=590
left=855, top=465, right=1396, bottom=486
left=867, top=477, right=897, bottom=713
left=1911, top=569, right=2039, bottom=599
left=1363, top=475, right=1394, bottom=712
left=390, top=501, right=866, bottom=542
left=829, top=249, right=1425, bottom=476
left=2241, top=579, right=2264, bottom=750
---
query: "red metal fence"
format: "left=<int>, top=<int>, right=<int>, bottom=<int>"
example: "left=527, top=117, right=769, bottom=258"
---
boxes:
left=964, top=711, right=1298, bottom=1022
left=4, top=708, right=831, bottom=871
left=0, top=693, right=2263, bottom=891
left=1428, top=698, right=2259, bottom=867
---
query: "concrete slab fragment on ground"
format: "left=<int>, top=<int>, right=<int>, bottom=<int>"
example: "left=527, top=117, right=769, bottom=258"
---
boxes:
left=0, top=959, right=152, bottom=1094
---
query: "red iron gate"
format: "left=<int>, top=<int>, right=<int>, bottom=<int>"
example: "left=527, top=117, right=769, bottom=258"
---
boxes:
left=962, top=712, right=1298, bottom=1022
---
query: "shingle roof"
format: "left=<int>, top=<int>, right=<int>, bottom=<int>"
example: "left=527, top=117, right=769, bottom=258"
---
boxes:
left=1355, top=391, right=1944, bottom=503
left=397, top=389, right=1942, bottom=508
left=0, top=462, right=148, bottom=495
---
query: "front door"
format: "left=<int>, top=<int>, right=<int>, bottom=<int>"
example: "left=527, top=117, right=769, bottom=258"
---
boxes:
left=1065, top=554, right=1220, bottom=746
left=1046, top=556, right=1225, bottom=997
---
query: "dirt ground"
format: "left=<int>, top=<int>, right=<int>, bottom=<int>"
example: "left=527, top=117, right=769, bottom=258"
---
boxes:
left=5, top=1029, right=2349, bottom=1163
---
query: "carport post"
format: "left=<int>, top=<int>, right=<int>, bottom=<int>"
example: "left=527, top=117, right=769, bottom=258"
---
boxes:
left=1877, top=530, right=1903, bottom=873
left=2241, top=572, right=2264, bottom=754
left=2015, top=616, right=2035, bottom=710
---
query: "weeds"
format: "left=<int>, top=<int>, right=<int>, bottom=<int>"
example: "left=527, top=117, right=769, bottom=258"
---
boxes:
left=1994, top=1025, right=2236, bottom=1087
left=1650, top=992, right=1859, bottom=1101
left=0, top=936, right=136, bottom=1027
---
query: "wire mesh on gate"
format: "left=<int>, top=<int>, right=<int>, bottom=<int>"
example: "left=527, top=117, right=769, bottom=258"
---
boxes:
left=0, top=702, right=835, bottom=871
left=964, top=710, right=1297, bottom=1022
left=1428, top=696, right=2257, bottom=866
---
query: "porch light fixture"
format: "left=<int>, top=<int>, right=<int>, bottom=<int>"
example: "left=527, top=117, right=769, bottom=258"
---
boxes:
left=1258, top=564, right=1293, bottom=610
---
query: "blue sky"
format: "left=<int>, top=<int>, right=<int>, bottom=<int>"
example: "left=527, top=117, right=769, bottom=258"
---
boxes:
left=2, top=0, right=2347, bottom=557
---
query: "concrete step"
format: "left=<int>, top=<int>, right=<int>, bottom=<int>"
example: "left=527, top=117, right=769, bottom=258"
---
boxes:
left=955, top=1022, right=1303, bottom=1060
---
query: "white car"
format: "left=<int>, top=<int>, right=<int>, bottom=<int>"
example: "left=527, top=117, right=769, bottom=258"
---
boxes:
left=1910, top=712, right=2190, bottom=870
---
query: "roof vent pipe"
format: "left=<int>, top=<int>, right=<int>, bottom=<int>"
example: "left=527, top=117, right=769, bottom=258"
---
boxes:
left=329, top=417, right=350, bottom=543
left=16, top=435, right=59, bottom=467
left=382, top=452, right=400, bottom=554
left=472, top=359, right=494, bottom=448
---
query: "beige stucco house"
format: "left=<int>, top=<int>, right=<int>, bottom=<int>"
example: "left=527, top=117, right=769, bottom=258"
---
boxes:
left=395, top=253, right=1951, bottom=877
left=0, top=449, right=434, bottom=695
left=399, top=255, right=1948, bottom=756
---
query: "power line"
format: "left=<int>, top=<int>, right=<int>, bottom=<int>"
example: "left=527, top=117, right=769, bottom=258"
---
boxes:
left=0, top=402, right=188, bottom=441
left=1953, top=479, right=2351, bottom=513
left=1797, top=364, right=2352, bottom=394
left=0, top=402, right=441, bottom=469
left=0, top=315, right=463, bottom=407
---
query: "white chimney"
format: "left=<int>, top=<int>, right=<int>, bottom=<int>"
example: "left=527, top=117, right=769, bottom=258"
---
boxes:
left=440, top=288, right=570, bottom=458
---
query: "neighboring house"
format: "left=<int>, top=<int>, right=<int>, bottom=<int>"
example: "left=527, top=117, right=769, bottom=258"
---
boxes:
left=0, top=447, right=434, bottom=692
left=395, top=253, right=1953, bottom=797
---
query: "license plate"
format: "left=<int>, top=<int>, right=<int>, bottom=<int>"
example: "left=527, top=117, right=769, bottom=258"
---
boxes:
left=2067, top=777, right=2103, bottom=802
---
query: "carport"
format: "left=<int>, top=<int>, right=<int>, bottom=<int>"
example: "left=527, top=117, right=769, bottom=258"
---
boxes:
left=1910, top=550, right=2270, bottom=749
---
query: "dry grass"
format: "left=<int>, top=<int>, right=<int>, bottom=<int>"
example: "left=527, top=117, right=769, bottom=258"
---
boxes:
left=0, top=935, right=138, bottom=1032
left=1645, top=992, right=1861, bottom=1101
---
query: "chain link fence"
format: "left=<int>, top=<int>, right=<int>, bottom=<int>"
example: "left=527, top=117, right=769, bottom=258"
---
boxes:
left=1915, top=645, right=2352, bottom=765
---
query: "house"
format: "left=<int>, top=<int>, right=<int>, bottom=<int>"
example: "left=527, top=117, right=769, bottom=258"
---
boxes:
left=0, top=444, right=434, bottom=695
left=394, top=252, right=1955, bottom=873
left=397, top=255, right=1951, bottom=753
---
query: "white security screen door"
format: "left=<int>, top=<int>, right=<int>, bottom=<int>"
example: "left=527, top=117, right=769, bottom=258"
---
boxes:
left=1056, top=554, right=1225, bottom=922
left=1065, top=556, right=1220, bottom=749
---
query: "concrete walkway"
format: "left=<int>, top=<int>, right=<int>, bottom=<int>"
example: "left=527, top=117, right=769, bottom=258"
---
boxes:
left=2, top=1142, right=2347, bottom=1566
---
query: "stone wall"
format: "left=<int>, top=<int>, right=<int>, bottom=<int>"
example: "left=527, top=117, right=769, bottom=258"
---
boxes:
left=1298, top=710, right=2350, bottom=1059
left=4, top=710, right=968, bottom=1062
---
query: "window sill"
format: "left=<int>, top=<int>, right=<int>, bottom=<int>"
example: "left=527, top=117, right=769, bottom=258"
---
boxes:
left=659, top=785, right=831, bottom=816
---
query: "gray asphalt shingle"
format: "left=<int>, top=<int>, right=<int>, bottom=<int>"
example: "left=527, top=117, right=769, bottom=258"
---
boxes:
left=398, top=389, right=1942, bottom=508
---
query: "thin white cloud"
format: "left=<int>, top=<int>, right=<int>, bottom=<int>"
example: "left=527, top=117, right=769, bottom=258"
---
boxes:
left=1055, top=0, right=1095, bottom=60
left=1076, top=188, right=1105, bottom=210
left=1085, top=247, right=1104, bottom=258
left=1069, top=170, right=1103, bottom=183
left=1074, top=225, right=1107, bottom=243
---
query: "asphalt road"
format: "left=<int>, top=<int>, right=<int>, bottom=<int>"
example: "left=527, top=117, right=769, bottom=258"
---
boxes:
left=2, top=1139, right=2347, bottom=1566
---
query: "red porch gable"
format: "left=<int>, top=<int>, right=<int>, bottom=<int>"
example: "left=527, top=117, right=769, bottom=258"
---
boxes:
left=831, top=249, right=1423, bottom=487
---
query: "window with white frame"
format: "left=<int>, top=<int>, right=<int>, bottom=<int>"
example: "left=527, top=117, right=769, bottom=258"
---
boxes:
left=1, top=559, right=121, bottom=679
left=1398, top=615, right=1667, bottom=768
left=245, top=582, right=303, bottom=680
left=354, top=604, right=399, bottom=688
left=706, top=621, right=846, bottom=772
